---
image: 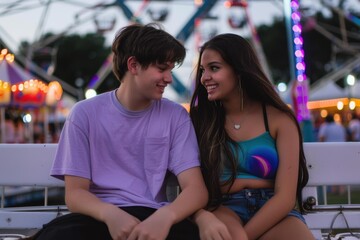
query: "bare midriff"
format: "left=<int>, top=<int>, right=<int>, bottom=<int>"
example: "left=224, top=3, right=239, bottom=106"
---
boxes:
left=221, top=178, right=274, bottom=194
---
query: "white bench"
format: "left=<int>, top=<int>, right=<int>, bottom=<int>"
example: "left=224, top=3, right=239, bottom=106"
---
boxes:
left=0, top=144, right=66, bottom=238
left=302, top=142, right=360, bottom=239
left=0, top=143, right=360, bottom=239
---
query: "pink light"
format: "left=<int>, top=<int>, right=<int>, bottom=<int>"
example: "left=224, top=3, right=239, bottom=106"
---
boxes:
left=295, top=50, right=304, bottom=57
left=290, top=1, right=299, bottom=9
left=297, top=74, right=304, bottom=82
left=292, top=25, right=302, bottom=33
left=296, top=62, right=305, bottom=70
left=294, top=37, right=303, bottom=45
left=291, top=12, right=300, bottom=21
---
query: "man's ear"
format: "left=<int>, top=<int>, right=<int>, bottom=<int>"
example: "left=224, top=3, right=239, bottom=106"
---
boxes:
left=127, top=56, right=138, bottom=74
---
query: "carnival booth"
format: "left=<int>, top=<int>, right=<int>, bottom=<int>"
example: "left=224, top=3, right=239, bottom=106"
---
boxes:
left=308, top=78, right=360, bottom=128
left=0, top=49, right=63, bottom=143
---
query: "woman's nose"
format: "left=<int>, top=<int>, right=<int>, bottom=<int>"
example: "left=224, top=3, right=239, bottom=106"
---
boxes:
left=201, top=71, right=210, bottom=84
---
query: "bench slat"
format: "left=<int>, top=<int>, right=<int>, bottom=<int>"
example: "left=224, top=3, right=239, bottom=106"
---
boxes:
left=0, top=144, right=63, bottom=187
left=304, top=211, right=360, bottom=229
left=304, top=142, right=360, bottom=186
left=0, top=211, right=65, bottom=229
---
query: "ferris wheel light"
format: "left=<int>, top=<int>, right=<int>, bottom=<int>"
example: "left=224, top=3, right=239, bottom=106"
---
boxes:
left=85, top=89, right=97, bottom=99
left=277, top=82, right=287, bottom=92
left=346, top=74, right=355, bottom=86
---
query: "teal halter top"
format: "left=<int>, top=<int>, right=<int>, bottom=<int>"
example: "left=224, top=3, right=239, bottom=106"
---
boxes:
left=221, top=104, right=279, bottom=180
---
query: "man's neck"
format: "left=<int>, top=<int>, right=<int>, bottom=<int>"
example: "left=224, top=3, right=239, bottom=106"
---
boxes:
left=116, top=85, right=152, bottom=111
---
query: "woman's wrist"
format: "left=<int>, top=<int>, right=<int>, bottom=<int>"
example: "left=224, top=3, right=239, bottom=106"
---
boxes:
left=193, top=209, right=212, bottom=225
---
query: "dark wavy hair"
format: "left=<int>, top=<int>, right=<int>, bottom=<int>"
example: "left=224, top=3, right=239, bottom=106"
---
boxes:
left=189, top=33, right=309, bottom=212
left=112, top=23, right=186, bottom=82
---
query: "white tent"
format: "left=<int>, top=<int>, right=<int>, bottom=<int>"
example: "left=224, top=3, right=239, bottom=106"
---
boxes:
left=309, top=80, right=360, bottom=101
left=309, top=81, right=346, bottom=101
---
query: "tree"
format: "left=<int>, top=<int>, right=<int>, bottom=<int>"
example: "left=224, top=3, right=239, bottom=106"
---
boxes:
left=19, top=33, right=111, bottom=98
left=53, top=33, right=111, bottom=92
left=257, top=17, right=291, bottom=85
left=256, top=5, right=360, bottom=87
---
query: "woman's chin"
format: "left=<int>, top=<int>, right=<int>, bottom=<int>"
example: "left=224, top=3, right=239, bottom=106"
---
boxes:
left=207, top=94, right=219, bottom=101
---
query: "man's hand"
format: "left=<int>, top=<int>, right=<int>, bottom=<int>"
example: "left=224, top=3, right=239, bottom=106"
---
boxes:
left=103, top=205, right=141, bottom=240
left=127, top=207, right=174, bottom=240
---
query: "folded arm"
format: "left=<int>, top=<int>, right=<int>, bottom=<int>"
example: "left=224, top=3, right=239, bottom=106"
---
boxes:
left=65, top=175, right=141, bottom=239
left=128, top=167, right=208, bottom=239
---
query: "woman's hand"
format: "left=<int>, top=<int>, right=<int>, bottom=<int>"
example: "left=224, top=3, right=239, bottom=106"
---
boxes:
left=194, top=209, right=232, bottom=240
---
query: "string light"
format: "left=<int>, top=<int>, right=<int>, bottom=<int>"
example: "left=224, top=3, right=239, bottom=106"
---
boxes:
left=0, top=48, right=56, bottom=107
left=289, top=0, right=310, bottom=121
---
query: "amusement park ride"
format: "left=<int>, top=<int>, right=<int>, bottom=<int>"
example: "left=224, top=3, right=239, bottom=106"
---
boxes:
left=0, top=0, right=281, bottom=101
left=86, top=0, right=274, bottom=99
left=1, top=2, right=360, bottom=238
left=0, top=0, right=359, bottom=123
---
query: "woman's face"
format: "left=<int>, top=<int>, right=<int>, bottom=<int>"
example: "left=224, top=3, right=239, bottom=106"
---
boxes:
left=199, top=49, right=239, bottom=102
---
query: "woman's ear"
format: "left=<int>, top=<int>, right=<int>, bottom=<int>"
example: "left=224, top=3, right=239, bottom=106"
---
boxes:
left=127, top=56, right=138, bottom=74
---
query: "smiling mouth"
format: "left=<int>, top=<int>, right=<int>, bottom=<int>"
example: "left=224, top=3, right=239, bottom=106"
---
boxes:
left=205, top=84, right=217, bottom=93
left=157, top=84, right=166, bottom=92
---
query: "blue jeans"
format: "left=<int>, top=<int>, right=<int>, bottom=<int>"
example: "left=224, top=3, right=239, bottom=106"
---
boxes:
left=222, top=188, right=306, bottom=225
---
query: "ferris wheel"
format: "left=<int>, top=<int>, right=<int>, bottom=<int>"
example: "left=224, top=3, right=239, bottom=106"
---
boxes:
left=0, top=0, right=122, bottom=98
left=0, top=0, right=221, bottom=100
left=3, top=0, right=357, bottom=103
left=0, top=0, right=284, bottom=101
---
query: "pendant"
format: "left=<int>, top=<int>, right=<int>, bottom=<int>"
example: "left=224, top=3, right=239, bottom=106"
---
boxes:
left=234, top=124, right=240, bottom=130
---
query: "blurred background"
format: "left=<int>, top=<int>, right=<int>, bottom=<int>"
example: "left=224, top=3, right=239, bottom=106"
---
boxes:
left=0, top=0, right=360, bottom=144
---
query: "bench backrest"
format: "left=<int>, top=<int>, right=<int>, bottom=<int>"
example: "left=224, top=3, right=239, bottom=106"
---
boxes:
left=304, top=142, right=360, bottom=186
left=302, top=142, right=360, bottom=239
left=0, top=144, right=63, bottom=187
left=1, top=142, right=358, bottom=187
left=0, top=142, right=360, bottom=239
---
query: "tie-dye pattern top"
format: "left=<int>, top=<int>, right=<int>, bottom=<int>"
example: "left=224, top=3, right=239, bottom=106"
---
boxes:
left=221, top=104, right=279, bottom=180
left=221, top=133, right=279, bottom=180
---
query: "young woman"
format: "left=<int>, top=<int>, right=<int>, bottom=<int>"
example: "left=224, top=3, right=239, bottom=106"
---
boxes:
left=190, top=33, right=315, bottom=240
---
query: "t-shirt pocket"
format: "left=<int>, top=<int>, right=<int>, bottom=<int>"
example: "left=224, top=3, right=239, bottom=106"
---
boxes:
left=144, top=137, right=170, bottom=199
left=144, top=137, right=170, bottom=172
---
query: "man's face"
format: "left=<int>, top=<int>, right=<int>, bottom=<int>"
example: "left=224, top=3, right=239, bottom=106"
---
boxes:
left=134, top=61, right=175, bottom=101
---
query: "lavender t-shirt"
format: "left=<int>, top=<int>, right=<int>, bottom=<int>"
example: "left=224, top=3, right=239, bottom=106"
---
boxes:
left=51, top=90, right=200, bottom=209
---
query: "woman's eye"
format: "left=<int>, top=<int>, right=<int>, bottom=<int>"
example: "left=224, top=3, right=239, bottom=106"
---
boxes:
left=210, top=66, right=219, bottom=71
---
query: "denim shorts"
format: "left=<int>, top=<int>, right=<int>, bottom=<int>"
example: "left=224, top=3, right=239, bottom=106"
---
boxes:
left=221, top=188, right=306, bottom=225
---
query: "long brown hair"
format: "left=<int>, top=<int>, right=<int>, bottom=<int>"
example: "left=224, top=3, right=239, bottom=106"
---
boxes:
left=189, top=33, right=309, bottom=212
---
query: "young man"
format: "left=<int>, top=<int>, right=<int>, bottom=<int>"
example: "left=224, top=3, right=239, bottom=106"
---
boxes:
left=33, top=23, right=208, bottom=240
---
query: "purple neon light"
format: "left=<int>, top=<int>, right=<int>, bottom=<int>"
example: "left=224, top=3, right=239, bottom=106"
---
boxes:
left=290, top=0, right=310, bottom=121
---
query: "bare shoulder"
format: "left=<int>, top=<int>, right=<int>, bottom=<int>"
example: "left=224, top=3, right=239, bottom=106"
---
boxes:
left=266, top=105, right=297, bottom=135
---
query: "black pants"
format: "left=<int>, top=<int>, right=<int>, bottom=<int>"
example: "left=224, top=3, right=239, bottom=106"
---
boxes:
left=28, top=206, right=200, bottom=240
